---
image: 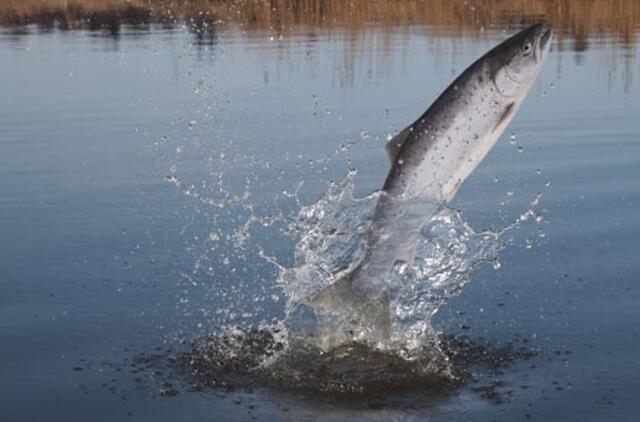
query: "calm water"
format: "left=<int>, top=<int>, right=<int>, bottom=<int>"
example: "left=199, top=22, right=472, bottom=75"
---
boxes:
left=1, top=6, right=640, bottom=422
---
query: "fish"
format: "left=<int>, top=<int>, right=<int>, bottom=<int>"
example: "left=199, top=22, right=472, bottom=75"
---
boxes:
left=308, top=23, right=553, bottom=342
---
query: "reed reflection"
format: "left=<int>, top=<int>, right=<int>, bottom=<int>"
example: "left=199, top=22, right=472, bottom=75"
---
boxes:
left=0, top=0, right=637, bottom=88
left=1, top=0, right=639, bottom=48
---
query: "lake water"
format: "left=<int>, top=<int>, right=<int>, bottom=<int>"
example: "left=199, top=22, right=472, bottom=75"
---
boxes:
left=1, top=2, right=639, bottom=421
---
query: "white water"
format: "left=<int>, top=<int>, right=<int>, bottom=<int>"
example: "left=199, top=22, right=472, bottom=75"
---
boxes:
left=165, top=150, right=544, bottom=378
left=269, top=170, right=543, bottom=366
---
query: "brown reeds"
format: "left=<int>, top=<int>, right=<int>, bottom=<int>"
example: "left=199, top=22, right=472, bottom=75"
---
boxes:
left=0, top=0, right=638, bottom=50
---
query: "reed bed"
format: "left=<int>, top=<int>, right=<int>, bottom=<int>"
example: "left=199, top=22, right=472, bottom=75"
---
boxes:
left=0, top=0, right=638, bottom=49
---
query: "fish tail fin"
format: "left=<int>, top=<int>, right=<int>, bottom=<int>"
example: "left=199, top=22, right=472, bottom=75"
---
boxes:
left=310, top=274, right=392, bottom=339
left=310, top=273, right=358, bottom=310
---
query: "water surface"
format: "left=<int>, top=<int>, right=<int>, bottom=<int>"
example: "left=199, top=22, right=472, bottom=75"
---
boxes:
left=1, top=1, right=639, bottom=421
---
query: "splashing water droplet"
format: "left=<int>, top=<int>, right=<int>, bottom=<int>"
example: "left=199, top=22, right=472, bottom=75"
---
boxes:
left=393, top=260, right=408, bottom=274
left=166, top=144, right=547, bottom=385
left=255, top=170, right=543, bottom=366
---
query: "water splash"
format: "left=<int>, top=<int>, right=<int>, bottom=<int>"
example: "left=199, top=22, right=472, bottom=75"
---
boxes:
left=271, top=171, right=542, bottom=369
left=166, top=164, right=545, bottom=387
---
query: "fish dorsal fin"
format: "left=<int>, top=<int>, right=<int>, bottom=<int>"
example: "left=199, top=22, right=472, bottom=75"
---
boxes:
left=385, top=124, right=414, bottom=163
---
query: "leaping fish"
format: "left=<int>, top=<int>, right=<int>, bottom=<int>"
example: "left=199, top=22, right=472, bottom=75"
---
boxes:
left=309, top=23, right=553, bottom=341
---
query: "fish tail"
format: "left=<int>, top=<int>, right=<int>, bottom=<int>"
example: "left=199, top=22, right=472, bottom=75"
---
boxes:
left=310, top=273, right=392, bottom=339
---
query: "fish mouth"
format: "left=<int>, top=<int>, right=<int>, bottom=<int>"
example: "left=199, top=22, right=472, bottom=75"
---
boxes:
left=535, top=26, right=553, bottom=62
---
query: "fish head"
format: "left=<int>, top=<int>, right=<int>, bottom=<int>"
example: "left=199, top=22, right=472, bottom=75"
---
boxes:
left=491, top=23, right=553, bottom=97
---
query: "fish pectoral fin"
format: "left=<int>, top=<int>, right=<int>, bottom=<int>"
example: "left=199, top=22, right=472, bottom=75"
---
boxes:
left=492, top=101, right=516, bottom=133
left=385, top=124, right=414, bottom=163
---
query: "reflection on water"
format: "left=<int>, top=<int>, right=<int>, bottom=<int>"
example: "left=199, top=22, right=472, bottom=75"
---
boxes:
left=2, top=0, right=638, bottom=89
left=2, top=0, right=640, bottom=49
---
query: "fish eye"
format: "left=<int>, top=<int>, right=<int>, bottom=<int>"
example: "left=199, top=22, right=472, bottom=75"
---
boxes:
left=522, top=42, right=532, bottom=55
